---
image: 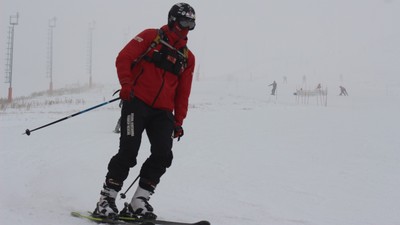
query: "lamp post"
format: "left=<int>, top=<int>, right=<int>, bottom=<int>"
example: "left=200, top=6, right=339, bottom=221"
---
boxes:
left=47, top=17, right=56, bottom=93
left=4, top=13, right=19, bottom=103
left=87, top=21, right=95, bottom=88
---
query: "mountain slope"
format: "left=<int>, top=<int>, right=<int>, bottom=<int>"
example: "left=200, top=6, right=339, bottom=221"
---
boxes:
left=1, top=78, right=399, bottom=225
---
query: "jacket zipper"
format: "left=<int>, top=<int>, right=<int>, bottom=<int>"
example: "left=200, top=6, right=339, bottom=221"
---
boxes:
left=151, top=70, right=167, bottom=107
left=133, top=67, right=144, bottom=86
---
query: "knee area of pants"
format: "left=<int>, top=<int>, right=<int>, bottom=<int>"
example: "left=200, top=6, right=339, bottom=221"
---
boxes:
left=150, top=154, right=173, bottom=168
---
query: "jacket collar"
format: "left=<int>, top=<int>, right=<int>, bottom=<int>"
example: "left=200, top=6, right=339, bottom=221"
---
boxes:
left=160, top=25, right=188, bottom=49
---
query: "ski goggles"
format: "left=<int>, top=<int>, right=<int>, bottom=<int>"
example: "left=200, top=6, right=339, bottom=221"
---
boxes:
left=178, top=18, right=196, bottom=30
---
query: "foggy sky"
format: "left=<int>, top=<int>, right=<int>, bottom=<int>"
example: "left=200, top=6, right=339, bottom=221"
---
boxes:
left=1, top=0, right=399, bottom=97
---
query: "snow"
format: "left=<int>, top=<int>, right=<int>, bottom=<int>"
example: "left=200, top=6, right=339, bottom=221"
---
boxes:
left=1, top=77, right=400, bottom=225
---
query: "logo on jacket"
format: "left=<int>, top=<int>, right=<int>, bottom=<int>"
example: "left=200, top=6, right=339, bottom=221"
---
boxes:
left=133, top=36, right=144, bottom=42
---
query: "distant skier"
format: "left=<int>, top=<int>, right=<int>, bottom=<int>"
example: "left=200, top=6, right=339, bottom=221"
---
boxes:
left=339, top=86, right=348, bottom=96
left=282, top=76, right=287, bottom=84
left=93, top=3, right=196, bottom=220
left=268, top=81, right=277, bottom=95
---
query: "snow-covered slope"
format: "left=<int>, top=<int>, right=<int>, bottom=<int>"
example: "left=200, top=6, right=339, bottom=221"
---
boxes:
left=1, top=77, right=399, bottom=225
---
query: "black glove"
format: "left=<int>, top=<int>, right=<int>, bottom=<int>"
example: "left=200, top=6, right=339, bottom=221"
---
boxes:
left=173, top=126, right=184, bottom=141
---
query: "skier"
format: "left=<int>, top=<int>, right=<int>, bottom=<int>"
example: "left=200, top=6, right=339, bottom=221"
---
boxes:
left=339, top=86, right=348, bottom=96
left=268, top=81, right=277, bottom=95
left=93, top=3, right=196, bottom=220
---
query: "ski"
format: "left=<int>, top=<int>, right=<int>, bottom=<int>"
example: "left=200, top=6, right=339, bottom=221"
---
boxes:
left=120, top=215, right=210, bottom=225
left=71, top=211, right=123, bottom=224
left=71, top=211, right=211, bottom=225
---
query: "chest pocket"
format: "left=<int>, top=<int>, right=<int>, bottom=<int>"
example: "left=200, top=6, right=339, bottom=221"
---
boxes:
left=145, top=43, right=188, bottom=76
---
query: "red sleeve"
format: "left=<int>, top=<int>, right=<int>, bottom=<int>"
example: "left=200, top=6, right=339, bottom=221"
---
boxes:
left=115, top=29, right=158, bottom=85
left=174, top=50, right=195, bottom=126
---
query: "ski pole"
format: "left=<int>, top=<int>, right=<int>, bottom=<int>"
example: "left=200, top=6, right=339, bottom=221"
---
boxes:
left=120, top=174, right=140, bottom=199
left=24, top=97, right=120, bottom=136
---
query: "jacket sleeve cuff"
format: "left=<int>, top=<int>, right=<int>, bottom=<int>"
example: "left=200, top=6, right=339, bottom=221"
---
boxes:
left=174, top=118, right=183, bottom=127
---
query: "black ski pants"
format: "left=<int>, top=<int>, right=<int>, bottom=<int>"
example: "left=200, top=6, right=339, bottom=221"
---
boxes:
left=106, top=97, right=174, bottom=192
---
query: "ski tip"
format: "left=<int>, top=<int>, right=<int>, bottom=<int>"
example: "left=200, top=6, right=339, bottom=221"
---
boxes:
left=71, top=211, right=80, bottom=217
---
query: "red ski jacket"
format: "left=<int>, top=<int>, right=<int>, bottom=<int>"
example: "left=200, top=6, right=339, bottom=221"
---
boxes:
left=116, top=25, right=195, bottom=126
